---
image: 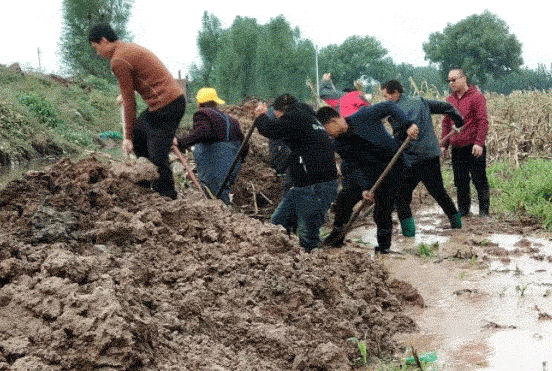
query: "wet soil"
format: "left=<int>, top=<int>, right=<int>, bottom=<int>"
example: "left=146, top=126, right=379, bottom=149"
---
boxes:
left=0, top=156, right=419, bottom=369
left=1, top=98, right=550, bottom=370
left=347, top=204, right=552, bottom=370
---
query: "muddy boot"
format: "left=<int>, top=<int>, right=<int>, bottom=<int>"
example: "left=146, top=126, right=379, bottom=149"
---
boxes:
left=400, top=217, right=416, bottom=237
left=322, top=227, right=345, bottom=247
left=450, top=212, right=462, bottom=229
left=375, top=245, right=391, bottom=254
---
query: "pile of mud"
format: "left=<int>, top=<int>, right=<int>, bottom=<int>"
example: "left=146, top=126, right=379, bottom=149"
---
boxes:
left=0, top=155, right=421, bottom=370
left=219, top=98, right=285, bottom=217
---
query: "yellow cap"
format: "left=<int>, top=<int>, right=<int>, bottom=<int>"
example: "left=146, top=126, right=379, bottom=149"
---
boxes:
left=196, top=87, right=225, bottom=105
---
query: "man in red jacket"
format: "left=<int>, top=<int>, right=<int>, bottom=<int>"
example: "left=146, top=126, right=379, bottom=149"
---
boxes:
left=441, top=69, right=490, bottom=217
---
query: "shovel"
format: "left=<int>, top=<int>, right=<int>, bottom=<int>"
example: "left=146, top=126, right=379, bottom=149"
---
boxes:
left=172, top=146, right=208, bottom=198
left=215, top=120, right=258, bottom=199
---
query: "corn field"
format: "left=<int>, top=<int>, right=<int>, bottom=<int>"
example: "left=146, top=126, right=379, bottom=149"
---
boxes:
left=485, top=91, right=552, bottom=166
left=406, top=79, right=552, bottom=166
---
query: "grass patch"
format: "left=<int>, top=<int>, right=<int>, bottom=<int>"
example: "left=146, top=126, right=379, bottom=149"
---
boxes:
left=417, top=242, right=439, bottom=257
left=488, top=158, right=552, bottom=229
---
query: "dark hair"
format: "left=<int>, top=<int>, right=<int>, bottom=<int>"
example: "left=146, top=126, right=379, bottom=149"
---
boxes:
left=316, top=106, right=340, bottom=125
left=88, top=23, right=118, bottom=43
left=272, top=94, right=297, bottom=113
left=381, top=80, right=403, bottom=94
left=199, top=101, right=217, bottom=108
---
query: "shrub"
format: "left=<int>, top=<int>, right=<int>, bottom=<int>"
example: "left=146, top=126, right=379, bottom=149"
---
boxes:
left=18, top=93, right=64, bottom=128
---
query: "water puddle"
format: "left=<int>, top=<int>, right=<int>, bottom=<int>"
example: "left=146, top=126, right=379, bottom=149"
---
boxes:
left=349, top=206, right=552, bottom=370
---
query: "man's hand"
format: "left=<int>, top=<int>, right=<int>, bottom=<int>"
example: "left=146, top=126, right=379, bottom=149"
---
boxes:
left=122, top=138, right=133, bottom=155
left=254, top=102, right=268, bottom=118
left=322, top=73, right=331, bottom=81
left=362, top=190, right=375, bottom=203
left=472, top=144, right=484, bottom=157
left=407, top=124, right=419, bottom=139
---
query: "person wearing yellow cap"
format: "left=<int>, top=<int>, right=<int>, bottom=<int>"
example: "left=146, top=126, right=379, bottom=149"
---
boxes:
left=176, top=88, right=246, bottom=204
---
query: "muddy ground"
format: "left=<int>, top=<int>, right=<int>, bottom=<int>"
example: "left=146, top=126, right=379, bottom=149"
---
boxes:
left=1, top=99, right=550, bottom=371
left=0, top=98, right=423, bottom=371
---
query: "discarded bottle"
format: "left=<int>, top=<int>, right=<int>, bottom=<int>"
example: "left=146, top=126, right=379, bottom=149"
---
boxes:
left=99, top=131, right=123, bottom=140
left=405, top=351, right=438, bottom=365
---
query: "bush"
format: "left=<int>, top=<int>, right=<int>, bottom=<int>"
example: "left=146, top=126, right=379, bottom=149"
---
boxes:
left=18, top=93, right=64, bottom=129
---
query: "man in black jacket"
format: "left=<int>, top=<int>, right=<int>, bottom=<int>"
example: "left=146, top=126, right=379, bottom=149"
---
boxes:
left=254, top=94, right=339, bottom=252
left=316, top=103, right=418, bottom=253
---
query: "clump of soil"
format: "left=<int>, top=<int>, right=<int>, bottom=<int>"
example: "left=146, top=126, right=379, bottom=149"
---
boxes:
left=0, top=152, right=420, bottom=370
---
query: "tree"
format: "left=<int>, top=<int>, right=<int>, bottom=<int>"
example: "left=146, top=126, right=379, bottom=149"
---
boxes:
left=196, top=11, right=223, bottom=86
left=318, top=35, right=391, bottom=90
left=423, top=10, right=522, bottom=85
left=255, top=16, right=313, bottom=101
left=214, top=16, right=260, bottom=101
left=59, top=0, right=133, bottom=79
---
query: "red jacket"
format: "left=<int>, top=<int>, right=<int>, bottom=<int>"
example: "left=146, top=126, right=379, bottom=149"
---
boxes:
left=338, top=91, right=370, bottom=117
left=442, top=86, right=488, bottom=148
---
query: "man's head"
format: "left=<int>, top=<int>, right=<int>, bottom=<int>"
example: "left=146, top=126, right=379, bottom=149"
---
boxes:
left=380, top=80, right=403, bottom=102
left=196, top=87, right=225, bottom=107
left=272, top=94, right=297, bottom=118
left=89, top=23, right=118, bottom=58
left=316, top=106, right=349, bottom=138
left=448, top=69, right=469, bottom=94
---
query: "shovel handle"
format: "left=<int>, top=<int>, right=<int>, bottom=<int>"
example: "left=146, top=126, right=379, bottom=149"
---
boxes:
left=338, top=136, right=412, bottom=239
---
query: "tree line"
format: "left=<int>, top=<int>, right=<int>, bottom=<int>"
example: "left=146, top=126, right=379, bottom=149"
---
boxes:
left=59, top=2, right=552, bottom=102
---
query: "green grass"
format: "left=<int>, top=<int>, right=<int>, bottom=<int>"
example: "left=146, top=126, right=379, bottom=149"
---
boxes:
left=417, top=242, right=439, bottom=257
left=0, top=69, right=123, bottom=161
left=488, top=158, right=552, bottom=229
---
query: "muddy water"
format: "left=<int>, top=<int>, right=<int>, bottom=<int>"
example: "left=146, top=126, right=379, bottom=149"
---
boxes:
left=348, top=206, right=552, bottom=370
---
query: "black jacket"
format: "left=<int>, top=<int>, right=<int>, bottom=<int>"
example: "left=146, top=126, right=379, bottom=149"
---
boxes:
left=254, top=104, right=338, bottom=187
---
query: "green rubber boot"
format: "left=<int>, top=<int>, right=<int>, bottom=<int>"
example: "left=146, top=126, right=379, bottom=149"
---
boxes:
left=400, top=217, right=416, bottom=237
left=450, top=212, right=463, bottom=229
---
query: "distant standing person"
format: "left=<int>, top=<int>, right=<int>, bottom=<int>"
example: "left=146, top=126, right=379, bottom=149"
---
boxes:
left=176, top=88, right=245, bottom=204
left=380, top=80, right=464, bottom=236
left=89, top=23, right=186, bottom=200
left=441, top=69, right=490, bottom=217
left=319, top=73, right=370, bottom=116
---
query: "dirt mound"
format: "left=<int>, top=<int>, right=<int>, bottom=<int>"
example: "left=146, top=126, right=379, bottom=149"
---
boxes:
left=219, top=98, right=285, bottom=218
left=0, top=153, right=421, bottom=370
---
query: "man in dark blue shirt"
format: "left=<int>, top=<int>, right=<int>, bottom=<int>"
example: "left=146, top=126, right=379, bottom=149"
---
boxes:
left=316, top=103, right=418, bottom=253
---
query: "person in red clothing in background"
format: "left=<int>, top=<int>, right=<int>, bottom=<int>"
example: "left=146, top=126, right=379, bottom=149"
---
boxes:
left=318, top=73, right=370, bottom=116
left=89, top=23, right=186, bottom=200
left=441, top=68, right=490, bottom=217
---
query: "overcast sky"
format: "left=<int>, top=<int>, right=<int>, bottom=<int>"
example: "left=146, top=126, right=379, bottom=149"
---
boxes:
left=1, top=1, right=549, bottom=78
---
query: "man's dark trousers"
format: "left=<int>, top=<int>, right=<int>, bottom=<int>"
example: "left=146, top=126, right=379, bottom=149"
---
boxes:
left=451, top=144, right=490, bottom=215
left=133, top=96, right=186, bottom=200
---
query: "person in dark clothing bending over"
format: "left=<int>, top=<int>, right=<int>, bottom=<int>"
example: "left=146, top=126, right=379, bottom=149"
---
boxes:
left=316, top=103, right=418, bottom=253
left=254, top=94, right=339, bottom=252
left=176, top=87, right=245, bottom=204
left=89, top=23, right=186, bottom=200
left=380, top=80, right=464, bottom=236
